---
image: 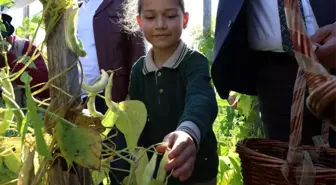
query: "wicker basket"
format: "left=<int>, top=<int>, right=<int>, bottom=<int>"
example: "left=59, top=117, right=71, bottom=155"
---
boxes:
left=236, top=1, right=336, bottom=185
left=236, top=73, right=336, bottom=185
left=237, top=138, right=336, bottom=185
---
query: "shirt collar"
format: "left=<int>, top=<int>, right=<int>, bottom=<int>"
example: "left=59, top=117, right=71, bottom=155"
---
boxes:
left=142, top=40, right=188, bottom=75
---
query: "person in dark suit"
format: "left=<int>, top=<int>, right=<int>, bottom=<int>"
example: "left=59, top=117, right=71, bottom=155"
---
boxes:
left=211, top=0, right=335, bottom=147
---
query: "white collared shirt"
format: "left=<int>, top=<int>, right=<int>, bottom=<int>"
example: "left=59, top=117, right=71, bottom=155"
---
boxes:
left=247, top=0, right=319, bottom=52
left=78, top=0, right=103, bottom=91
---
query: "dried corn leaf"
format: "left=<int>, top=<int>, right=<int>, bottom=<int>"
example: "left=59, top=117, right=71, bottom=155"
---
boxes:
left=55, top=120, right=102, bottom=170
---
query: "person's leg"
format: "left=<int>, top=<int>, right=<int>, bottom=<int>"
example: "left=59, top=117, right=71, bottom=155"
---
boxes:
left=254, top=51, right=323, bottom=146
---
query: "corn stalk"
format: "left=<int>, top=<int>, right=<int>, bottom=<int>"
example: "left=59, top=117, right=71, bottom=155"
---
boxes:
left=0, top=1, right=173, bottom=185
left=41, top=0, right=90, bottom=184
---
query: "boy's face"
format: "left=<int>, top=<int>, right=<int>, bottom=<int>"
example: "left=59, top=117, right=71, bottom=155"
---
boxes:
left=137, top=0, right=189, bottom=50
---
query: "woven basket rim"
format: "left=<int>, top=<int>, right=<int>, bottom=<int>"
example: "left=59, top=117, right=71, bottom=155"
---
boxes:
left=236, top=138, right=336, bottom=172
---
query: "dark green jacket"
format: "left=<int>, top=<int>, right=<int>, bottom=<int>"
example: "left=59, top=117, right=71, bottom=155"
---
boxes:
left=129, top=45, right=219, bottom=184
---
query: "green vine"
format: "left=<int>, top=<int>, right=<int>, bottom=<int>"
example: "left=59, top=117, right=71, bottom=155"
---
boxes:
left=0, top=1, right=172, bottom=185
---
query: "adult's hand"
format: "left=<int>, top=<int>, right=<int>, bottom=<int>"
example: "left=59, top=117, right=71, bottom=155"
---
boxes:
left=310, top=23, right=336, bottom=70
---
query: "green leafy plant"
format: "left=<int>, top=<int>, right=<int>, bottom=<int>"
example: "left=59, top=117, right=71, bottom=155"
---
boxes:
left=15, top=12, right=42, bottom=40
left=191, top=18, right=264, bottom=185
left=0, top=1, right=265, bottom=185
left=0, top=1, right=169, bottom=185
left=0, top=0, right=14, bottom=11
left=214, top=93, right=263, bottom=185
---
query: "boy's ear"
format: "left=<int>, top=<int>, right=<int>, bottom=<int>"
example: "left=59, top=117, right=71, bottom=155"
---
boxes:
left=136, top=16, right=142, bottom=29
left=183, top=12, right=189, bottom=29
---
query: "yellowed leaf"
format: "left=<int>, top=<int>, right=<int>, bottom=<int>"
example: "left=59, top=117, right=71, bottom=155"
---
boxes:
left=104, top=100, right=147, bottom=150
left=135, top=148, right=149, bottom=185
left=55, top=121, right=102, bottom=170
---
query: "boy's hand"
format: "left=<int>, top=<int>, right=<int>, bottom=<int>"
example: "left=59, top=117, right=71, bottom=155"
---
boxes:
left=156, top=131, right=197, bottom=182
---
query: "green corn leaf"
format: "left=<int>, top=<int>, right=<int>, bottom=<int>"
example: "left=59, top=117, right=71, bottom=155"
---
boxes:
left=21, top=72, right=52, bottom=160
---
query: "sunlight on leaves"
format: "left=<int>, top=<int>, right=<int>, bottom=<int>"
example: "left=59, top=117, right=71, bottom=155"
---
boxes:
left=141, top=152, right=157, bottom=185
left=237, top=95, right=253, bottom=117
left=103, top=100, right=147, bottom=151
left=0, top=0, right=14, bottom=11
left=135, top=148, right=149, bottom=185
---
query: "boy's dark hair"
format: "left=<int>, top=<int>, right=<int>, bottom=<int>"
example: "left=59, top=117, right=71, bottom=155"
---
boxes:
left=137, top=0, right=185, bottom=14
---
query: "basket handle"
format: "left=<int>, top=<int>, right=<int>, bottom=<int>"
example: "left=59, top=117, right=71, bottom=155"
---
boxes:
left=285, top=0, right=335, bottom=147
left=280, top=1, right=336, bottom=184
left=289, top=68, right=305, bottom=148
